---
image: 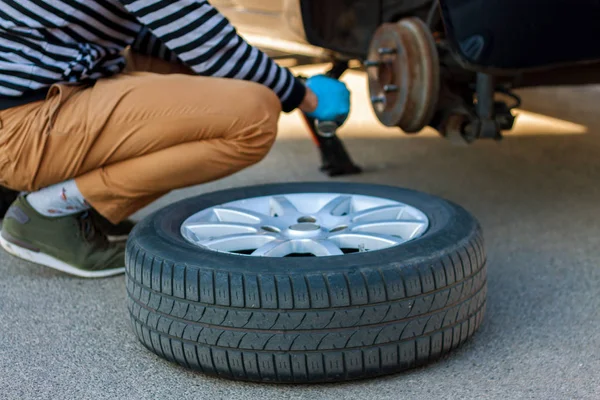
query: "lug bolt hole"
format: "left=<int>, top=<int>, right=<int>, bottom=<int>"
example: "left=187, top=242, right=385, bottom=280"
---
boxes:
left=297, top=216, right=317, bottom=223
left=261, top=226, right=280, bottom=233
left=330, top=225, right=348, bottom=233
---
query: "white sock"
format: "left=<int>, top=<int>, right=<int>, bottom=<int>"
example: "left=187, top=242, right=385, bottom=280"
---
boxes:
left=26, top=179, right=90, bottom=217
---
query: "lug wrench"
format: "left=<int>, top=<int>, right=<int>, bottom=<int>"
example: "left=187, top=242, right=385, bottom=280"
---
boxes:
left=299, top=61, right=362, bottom=177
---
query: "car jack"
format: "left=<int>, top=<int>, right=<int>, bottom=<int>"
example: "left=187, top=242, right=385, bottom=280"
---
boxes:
left=300, top=61, right=362, bottom=177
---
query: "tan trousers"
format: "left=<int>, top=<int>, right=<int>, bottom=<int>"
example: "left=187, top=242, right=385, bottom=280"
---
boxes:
left=0, top=50, right=281, bottom=223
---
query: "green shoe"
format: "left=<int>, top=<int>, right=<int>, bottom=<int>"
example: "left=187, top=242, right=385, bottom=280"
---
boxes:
left=1, top=196, right=125, bottom=278
left=90, top=209, right=135, bottom=242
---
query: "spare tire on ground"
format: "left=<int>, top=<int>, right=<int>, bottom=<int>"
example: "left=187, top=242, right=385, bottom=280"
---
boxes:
left=125, top=182, right=486, bottom=383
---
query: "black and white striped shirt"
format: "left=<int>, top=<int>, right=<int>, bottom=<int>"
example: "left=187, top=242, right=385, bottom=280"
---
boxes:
left=0, top=0, right=305, bottom=112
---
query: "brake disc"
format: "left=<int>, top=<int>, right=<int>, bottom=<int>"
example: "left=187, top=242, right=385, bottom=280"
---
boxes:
left=366, top=17, right=440, bottom=133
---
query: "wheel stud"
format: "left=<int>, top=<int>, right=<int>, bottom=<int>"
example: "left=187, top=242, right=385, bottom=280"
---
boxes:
left=371, top=95, right=387, bottom=104
left=377, top=47, right=396, bottom=55
left=363, top=60, right=381, bottom=67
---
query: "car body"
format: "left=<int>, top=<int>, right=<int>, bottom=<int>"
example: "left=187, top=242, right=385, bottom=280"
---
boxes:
left=212, top=0, right=432, bottom=59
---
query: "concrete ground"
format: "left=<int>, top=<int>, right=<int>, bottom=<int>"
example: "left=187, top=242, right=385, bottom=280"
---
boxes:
left=1, top=66, right=600, bottom=400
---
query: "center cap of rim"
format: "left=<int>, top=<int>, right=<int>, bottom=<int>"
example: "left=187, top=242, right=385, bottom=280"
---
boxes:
left=289, top=223, right=320, bottom=232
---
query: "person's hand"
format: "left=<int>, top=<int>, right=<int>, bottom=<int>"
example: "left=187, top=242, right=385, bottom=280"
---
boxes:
left=301, top=75, right=350, bottom=125
left=299, top=86, right=318, bottom=114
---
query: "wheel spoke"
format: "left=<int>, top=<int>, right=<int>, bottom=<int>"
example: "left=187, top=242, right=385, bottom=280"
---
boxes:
left=183, top=222, right=258, bottom=241
left=304, top=240, right=344, bottom=256
left=199, top=233, right=278, bottom=252
left=329, top=232, right=404, bottom=252
left=351, top=205, right=407, bottom=223
left=211, top=206, right=270, bottom=225
left=318, top=195, right=353, bottom=216
left=270, top=196, right=298, bottom=217
left=251, top=240, right=294, bottom=257
left=350, top=220, right=427, bottom=239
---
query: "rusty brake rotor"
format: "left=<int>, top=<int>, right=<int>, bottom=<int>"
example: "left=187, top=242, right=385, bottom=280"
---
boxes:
left=366, top=17, right=440, bottom=133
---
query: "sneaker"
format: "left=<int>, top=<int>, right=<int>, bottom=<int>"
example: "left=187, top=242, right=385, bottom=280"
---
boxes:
left=0, top=196, right=125, bottom=278
left=90, top=209, right=135, bottom=242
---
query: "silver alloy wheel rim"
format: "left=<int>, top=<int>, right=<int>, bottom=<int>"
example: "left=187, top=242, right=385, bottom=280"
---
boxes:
left=180, top=193, right=429, bottom=257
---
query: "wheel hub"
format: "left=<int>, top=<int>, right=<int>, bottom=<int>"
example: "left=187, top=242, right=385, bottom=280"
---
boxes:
left=365, top=17, right=440, bottom=133
left=287, top=222, right=323, bottom=239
